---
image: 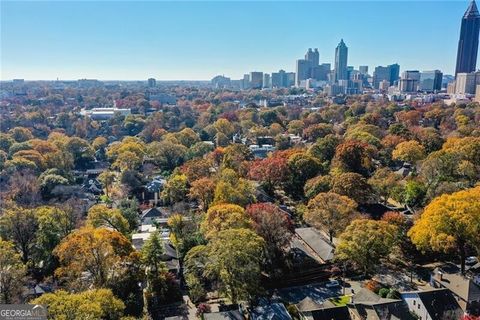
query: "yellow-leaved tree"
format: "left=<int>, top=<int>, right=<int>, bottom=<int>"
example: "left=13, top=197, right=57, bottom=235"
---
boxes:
left=408, top=186, right=480, bottom=273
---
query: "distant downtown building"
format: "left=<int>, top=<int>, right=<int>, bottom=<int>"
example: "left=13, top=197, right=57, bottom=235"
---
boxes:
left=455, top=71, right=480, bottom=94
left=399, top=70, right=421, bottom=92
left=359, top=66, right=369, bottom=75
left=296, top=58, right=311, bottom=86
left=373, top=64, right=400, bottom=89
left=455, top=0, right=480, bottom=75
left=419, top=70, right=443, bottom=92
left=334, top=39, right=348, bottom=82
left=250, top=72, right=263, bottom=89
left=147, top=78, right=156, bottom=88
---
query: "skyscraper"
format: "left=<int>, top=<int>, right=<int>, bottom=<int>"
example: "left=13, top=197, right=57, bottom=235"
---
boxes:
left=455, top=0, right=480, bottom=75
left=296, top=59, right=310, bottom=86
left=420, top=70, right=443, bottom=92
left=373, top=64, right=400, bottom=89
left=334, top=39, right=348, bottom=82
left=359, top=66, right=369, bottom=75
left=250, top=72, right=263, bottom=89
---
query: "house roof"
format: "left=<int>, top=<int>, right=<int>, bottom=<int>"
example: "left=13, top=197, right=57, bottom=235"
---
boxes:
left=296, top=297, right=324, bottom=312
left=309, top=306, right=351, bottom=320
left=250, top=303, right=292, bottom=320
left=141, top=207, right=163, bottom=220
left=433, top=267, right=480, bottom=302
left=203, top=310, right=244, bottom=320
left=414, top=288, right=463, bottom=320
left=295, top=227, right=334, bottom=262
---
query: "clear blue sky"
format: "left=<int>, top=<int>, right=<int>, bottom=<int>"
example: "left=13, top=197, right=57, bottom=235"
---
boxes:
left=0, top=1, right=471, bottom=80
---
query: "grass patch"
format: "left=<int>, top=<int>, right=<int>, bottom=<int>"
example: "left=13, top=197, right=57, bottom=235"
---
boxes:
left=329, top=295, right=350, bottom=306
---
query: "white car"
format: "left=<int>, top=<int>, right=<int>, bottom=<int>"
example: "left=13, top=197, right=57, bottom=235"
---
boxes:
left=325, top=280, right=340, bottom=288
left=466, top=256, right=478, bottom=265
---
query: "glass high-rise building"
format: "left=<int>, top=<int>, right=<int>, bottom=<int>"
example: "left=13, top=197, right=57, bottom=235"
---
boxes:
left=420, top=70, right=443, bottom=92
left=334, top=39, right=348, bottom=81
left=455, top=0, right=480, bottom=75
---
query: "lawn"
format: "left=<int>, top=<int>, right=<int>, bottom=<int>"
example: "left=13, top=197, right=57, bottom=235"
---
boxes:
left=329, top=295, right=351, bottom=306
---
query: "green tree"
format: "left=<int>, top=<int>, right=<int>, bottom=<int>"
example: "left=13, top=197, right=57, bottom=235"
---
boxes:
left=206, top=229, right=265, bottom=303
left=0, top=239, right=26, bottom=303
left=86, top=205, right=130, bottom=235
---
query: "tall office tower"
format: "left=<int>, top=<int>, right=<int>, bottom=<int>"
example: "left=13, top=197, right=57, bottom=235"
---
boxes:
left=359, top=66, right=369, bottom=75
left=334, top=39, right=348, bottom=81
left=296, top=59, right=311, bottom=86
left=305, top=48, right=320, bottom=67
left=242, top=74, right=250, bottom=90
left=286, top=72, right=296, bottom=87
left=420, top=70, right=443, bottom=92
left=272, top=69, right=287, bottom=88
left=147, top=78, right=156, bottom=87
left=250, top=72, right=263, bottom=89
left=263, top=73, right=271, bottom=88
left=455, top=71, right=480, bottom=94
left=399, top=70, right=421, bottom=92
left=373, top=64, right=400, bottom=89
left=455, top=0, right=480, bottom=75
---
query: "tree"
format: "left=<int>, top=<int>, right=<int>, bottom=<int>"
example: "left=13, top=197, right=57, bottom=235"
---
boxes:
left=213, top=169, right=256, bottom=207
left=0, top=239, right=26, bottom=303
left=331, top=172, right=375, bottom=205
left=248, top=156, right=289, bottom=194
left=65, top=137, right=95, bottom=169
left=246, top=203, right=293, bottom=265
left=302, top=123, right=334, bottom=142
left=189, top=177, right=216, bottom=211
left=286, top=152, right=322, bottom=198
left=148, top=140, right=188, bottom=172
left=304, top=175, right=332, bottom=199
left=98, top=171, right=116, bottom=197
left=38, top=173, right=69, bottom=200
left=305, top=192, right=360, bottom=243
left=161, top=174, right=188, bottom=205
left=408, top=186, right=480, bottom=273
left=332, top=140, right=376, bottom=176
left=141, top=231, right=166, bottom=274
left=8, top=127, right=33, bottom=142
left=308, top=134, right=341, bottom=164
left=86, top=205, right=130, bottom=235
left=35, top=206, right=78, bottom=275
left=32, top=289, right=125, bottom=320
left=201, top=204, right=252, bottom=239
left=206, top=229, right=265, bottom=303
left=368, top=168, right=401, bottom=203
left=54, top=226, right=138, bottom=289
left=392, top=140, right=426, bottom=163
left=113, top=150, right=143, bottom=171
left=117, top=198, right=140, bottom=232
left=336, top=219, right=398, bottom=275
left=0, top=207, right=38, bottom=263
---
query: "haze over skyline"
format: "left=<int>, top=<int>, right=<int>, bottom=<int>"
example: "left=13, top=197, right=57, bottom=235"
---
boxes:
left=0, top=0, right=471, bottom=80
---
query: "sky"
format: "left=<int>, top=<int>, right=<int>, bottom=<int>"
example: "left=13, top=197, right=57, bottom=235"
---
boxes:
left=0, top=0, right=472, bottom=80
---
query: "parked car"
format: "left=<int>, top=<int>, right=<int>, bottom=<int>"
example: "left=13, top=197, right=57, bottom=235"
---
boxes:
left=325, top=280, right=340, bottom=288
left=466, top=256, right=478, bottom=265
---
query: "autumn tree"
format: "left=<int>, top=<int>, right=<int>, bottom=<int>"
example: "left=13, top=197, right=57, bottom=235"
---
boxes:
left=98, top=171, right=116, bottom=197
left=54, top=226, right=138, bottom=289
left=246, top=203, right=293, bottom=266
left=206, top=229, right=265, bottom=303
left=0, top=207, right=38, bottom=263
left=0, top=239, right=26, bottom=303
left=336, top=219, right=398, bottom=275
left=213, top=169, right=255, bottom=207
left=201, top=204, right=252, bottom=239
left=408, top=187, right=480, bottom=273
left=305, top=192, right=359, bottom=243
left=248, top=156, right=289, bottom=194
left=304, top=175, right=332, bottom=199
left=32, top=289, right=125, bottom=320
left=332, top=140, right=376, bottom=176
left=86, top=205, right=130, bottom=235
left=368, top=168, right=401, bottom=203
left=161, top=174, right=188, bottom=205
left=189, top=177, right=216, bottom=211
left=148, top=140, right=188, bottom=172
left=392, top=140, right=426, bottom=163
left=331, top=172, right=375, bottom=205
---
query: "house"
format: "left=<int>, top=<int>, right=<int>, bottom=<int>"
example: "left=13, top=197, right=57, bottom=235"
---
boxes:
left=401, top=288, right=463, bottom=320
left=294, top=227, right=335, bottom=264
left=144, top=177, right=166, bottom=205
left=347, top=288, right=414, bottom=320
left=131, top=233, right=180, bottom=275
left=431, top=266, right=480, bottom=314
left=140, top=207, right=164, bottom=224
left=250, top=302, right=292, bottom=320
left=297, top=298, right=351, bottom=320
left=203, top=310, right=244, bottom=320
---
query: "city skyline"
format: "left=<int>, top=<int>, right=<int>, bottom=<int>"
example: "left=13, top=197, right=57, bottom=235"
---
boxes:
left=0, top=0, right=472, bottom=80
